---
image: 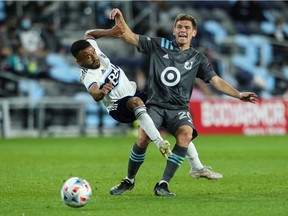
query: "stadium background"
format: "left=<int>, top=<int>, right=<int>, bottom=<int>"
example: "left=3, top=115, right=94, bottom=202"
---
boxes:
left=0, top=0, right=288, bottom=138
left=1, top=2, right=288, bottom=216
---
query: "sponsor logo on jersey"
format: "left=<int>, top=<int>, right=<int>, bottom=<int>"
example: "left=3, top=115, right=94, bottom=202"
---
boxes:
left=100, top=64, right=121, bottom=91
left=160, top=66, right=181, bottom=87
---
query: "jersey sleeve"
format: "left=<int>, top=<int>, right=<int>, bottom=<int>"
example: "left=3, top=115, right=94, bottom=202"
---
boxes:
left=86, top=38, right=103, bottom=55
left=80, top=69, right=97, bottom=90
left=138, top=35, right=162, bottom=55
left=196, top=53, right=218, bottom=82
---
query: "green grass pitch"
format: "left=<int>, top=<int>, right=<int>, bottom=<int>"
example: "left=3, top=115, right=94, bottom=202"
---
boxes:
left=1, top=135, right=288, bottom=216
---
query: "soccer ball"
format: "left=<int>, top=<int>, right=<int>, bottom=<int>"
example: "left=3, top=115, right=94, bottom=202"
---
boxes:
left=61, top=177, right=92, bottom=208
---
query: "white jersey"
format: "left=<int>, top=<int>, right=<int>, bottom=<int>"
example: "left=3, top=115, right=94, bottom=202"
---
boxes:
left=78, top=38, right=137, bottom=112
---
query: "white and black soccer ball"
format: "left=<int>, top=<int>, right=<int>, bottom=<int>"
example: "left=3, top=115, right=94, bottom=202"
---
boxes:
left=61, top=177, right=92, bottom=208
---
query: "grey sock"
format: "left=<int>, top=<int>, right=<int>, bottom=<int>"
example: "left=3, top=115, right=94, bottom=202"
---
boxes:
left=127, top=143, right=146, bottom=179
left=161, top=144, right=187, bottom=183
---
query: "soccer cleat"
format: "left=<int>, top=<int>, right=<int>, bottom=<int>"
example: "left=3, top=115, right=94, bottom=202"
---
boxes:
left=158, top=140, right=172, bottom=158
left=190, top=166, right=223, bottom=180
left=153, top=182, right=176, bottom=197
left=109, top=179, right=135, bottom=195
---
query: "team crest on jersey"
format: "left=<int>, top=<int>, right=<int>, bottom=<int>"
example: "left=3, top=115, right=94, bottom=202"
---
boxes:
left=184, top=61, right=193, bottom=70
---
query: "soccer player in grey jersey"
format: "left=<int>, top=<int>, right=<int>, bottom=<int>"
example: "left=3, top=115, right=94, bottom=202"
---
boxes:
left=139, top=36, right=216, bottom=109
left=108, top=8, right=258, bottom=196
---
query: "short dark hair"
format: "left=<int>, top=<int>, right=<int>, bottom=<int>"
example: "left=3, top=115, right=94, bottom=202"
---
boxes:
left=173, top=14, right=197, bottom=29
left=70, top=40, right=91, bottom=58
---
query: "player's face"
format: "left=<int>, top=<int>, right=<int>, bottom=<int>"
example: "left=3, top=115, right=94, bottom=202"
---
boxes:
left=173, top=20, right=197, bottom=50
left=77, top=46, right=100, bottom=69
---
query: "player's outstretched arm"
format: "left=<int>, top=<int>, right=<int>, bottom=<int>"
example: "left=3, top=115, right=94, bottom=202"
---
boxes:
left=109, top=8, right=139, bottom=46
left=209, top=76, right=258, bottom=103
left=84, top=25, right=123, bottom=39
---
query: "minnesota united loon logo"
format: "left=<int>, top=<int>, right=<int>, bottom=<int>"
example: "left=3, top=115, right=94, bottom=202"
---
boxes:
left=184, top=61, right=193, bottom=70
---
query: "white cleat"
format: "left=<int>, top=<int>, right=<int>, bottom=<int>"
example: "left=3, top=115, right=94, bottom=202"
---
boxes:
left=190, top=166, right=223, bottom=180
left=158, top=140, right=172, bottom=158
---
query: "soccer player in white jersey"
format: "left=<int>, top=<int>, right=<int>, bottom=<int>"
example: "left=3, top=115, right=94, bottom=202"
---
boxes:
left=108, top=8, right=258, bottom=196
left=70, top=26, right=172, bottom=194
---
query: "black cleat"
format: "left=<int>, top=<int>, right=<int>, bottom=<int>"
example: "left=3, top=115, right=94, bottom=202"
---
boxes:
left=153, top=182, right=176, bottom=197
left=109, top=179, right=135, bottom=195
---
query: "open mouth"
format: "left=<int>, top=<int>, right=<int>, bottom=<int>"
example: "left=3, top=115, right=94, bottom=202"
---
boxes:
left=92, top=60, right=100, bottom=69
left=94, top=60, right=100, bottom=65
left=179, top=34, right=187, bottom=39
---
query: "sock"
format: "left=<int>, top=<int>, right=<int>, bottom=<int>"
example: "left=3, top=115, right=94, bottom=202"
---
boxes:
left=125, top=177, right=135, bottom=184
left=161, top=145, right=187, bottom=183
left=127, top=143, right=146, bottom=179
left=134, top=105, right=163, bottom=147
left=159, top=180, right=168, bottom=185
left=186, top=141, right=204, bottom=170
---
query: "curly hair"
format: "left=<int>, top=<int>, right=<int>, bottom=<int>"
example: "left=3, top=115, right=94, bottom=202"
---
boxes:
left=70, top=40, right=90, bottom=58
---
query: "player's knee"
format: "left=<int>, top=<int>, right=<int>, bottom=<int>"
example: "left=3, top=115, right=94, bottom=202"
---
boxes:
left=127, top=97, right=144, bottom=110
left=181, top=133, right=192, bottom=142
left=132, top=97, right=144, bottom=106
left=176, top=126, right=193, bottom=144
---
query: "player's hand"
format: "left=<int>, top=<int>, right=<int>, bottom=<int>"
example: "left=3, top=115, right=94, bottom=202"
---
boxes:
left=109, top=8, right=125, bottom=37
left=111, top=25, right=124, bottom=38
left=101, top=82, right=114, bottom=95
left=109, top=8, right=123, bottom=20
left=239, top=92, right=259, bottom=103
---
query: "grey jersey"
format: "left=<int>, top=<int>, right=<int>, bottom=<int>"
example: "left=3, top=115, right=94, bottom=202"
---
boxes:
left=138, top=35, right=217, bottom=109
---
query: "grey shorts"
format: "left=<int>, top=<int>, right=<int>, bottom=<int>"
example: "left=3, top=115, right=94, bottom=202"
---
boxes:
left=147, top=105, right=198, bottom=140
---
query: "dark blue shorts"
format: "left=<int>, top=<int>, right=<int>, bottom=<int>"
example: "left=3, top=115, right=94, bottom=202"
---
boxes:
left=109, top=91, right=147, bottom=123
